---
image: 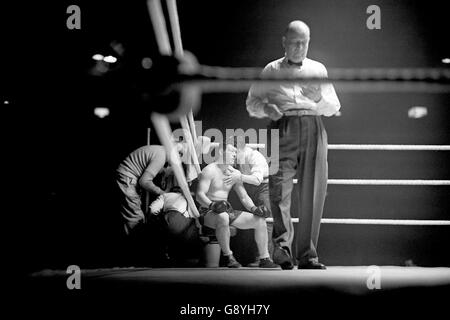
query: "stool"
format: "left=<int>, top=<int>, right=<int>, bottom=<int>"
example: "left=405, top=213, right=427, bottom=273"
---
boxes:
left=201, top=226, right=237, bottom=267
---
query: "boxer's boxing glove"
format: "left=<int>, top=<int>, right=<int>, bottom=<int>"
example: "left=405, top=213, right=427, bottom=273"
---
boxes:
left=209, top=200, right=232, bottom=214
left=251, top=205, right=270, bottom=218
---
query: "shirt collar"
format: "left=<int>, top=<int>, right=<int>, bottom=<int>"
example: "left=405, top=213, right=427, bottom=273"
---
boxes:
left=282, top=56, right=304, bottom=68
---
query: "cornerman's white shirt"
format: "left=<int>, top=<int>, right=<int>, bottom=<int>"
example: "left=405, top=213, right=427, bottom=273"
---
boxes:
left=236, top=146, right=269, bottom=184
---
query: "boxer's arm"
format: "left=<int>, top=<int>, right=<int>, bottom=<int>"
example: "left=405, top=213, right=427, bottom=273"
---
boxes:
left=196, top=169, right=213, bottom=208
left=233, top=182, right=256, bottom=212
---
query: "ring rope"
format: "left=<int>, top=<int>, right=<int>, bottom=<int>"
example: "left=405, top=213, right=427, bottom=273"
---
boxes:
left=173, top=66, right=450, bottom=93
left=146, top=0, right=172, bottom=55
left=265, top=217, right=450, bottom=226
left=147, top=1, right=201, bottom=218
left=291, top=179, right=450, bottom=185
left=328, top=144, right=450, bottom=151
left=185, top=80, right=450, bottom=93
left=179, top=116, right=201, bottom=174
left=241, top=144, right=450, bottom=151
left=187, top=111, right=198, bottom=143
left=196, top=65, right=450, bottom=82
left=151, top=113, right=201, bottom=218
left=327, top=179, right=450, bottom=186
left=165, top=0, right=201, bottom=174
left=165, top=0, right=183, bottom=57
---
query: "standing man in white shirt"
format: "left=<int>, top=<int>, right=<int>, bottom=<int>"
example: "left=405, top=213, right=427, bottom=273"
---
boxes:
left=246, top=20, right=341, bottom=269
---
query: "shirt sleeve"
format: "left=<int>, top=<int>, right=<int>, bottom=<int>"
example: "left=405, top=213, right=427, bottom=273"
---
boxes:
left=150, top=195, right=165, bottom=214
left=248, top=150, right=269, bottom=184
left=246, top=64, right=272, bottom=118
left=316, top=65, right=341, bottom=117
left=144, top=147, right=166, bottom=178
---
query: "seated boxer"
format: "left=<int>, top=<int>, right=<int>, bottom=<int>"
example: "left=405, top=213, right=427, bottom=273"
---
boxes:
left=196, top=143, right=279, bottom=268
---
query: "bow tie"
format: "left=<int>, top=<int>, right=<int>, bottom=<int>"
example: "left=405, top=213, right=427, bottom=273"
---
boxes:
left=287, top=59, right=303, bottom=67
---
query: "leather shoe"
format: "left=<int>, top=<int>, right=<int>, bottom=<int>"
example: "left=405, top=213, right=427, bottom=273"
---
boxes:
left=297, top=261, right=327, bottom=270
left=246, top=259, right=260, bottom=267
left=224, top=254, right=242, bottom=268
left=273, top=246, right=294, bottom=270
left=259, top=258, right=280, bottom=269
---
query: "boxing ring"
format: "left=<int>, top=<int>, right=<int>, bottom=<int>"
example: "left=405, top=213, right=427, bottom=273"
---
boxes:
left=25, top=0, right=450, bottom=317
left=27, top=266, right=450, bottom=317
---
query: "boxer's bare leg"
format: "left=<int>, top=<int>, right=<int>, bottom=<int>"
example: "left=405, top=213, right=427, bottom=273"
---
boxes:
left=231, top=212, right=270, bottom=259
left=203, top=212, right=232, bottom=256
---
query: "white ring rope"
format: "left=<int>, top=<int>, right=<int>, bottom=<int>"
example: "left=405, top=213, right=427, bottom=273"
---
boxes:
left=265, top=218, right=450, bottom=226
left=166, top=0, right=183, bottom=57
left=186, top=80, right=450, bottom=94
left=197, top=65, right=450, bottom=82
left=212, top=143, right=450, bottom=151
left=151, top=113, right=201, bottom=218
left=180, top=66, right=450, bottom=93
left=146, top=0, right=172, bottom=56
left=147, top=1, right=202, bottom=219
left=210, top=143, right=450, bottom=185
left=327, top=179, right=450, bottom=186
left=291, top=179, right=450, bottom=185
left=166, top=0, right=201, bottom=169
left=328, top=144, right=450, bottom=151
left=179, top=116, right=201, bottom=175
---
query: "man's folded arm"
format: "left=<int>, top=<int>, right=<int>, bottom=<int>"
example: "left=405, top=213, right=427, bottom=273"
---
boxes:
left=316, top=66, right=341, bottom=117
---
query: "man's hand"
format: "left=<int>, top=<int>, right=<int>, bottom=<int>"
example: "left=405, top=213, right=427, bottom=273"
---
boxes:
left=301, top=85, right=322, bottom=103
left=223, top=166, right=242, bottom=186
left=251, top=205, right=271, bottom=218
left=264, top=103, right=283, bottom=121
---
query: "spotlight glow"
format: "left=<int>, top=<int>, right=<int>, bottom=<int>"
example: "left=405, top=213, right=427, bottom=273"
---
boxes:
left=92, top=54, right=104, bottom=61
left=94, top=107, right=110, bottom=118
left=103, top=55, right=117, bottom=63
left=408, top=106, right=428, bottom=119
left=442, top=58, right=450, bottom=64
left=141, top=57, right=153, bottom=69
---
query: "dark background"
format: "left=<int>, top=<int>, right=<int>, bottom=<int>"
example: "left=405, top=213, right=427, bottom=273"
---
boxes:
left=6, top=0, right=449, bottom=273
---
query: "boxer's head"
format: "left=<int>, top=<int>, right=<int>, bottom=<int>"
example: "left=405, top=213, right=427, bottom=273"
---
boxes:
left=226, top=135, right=247, bottom=166
left=226, top=134, right=246, bottom=150
left=217, top=143, right=237, bottom=165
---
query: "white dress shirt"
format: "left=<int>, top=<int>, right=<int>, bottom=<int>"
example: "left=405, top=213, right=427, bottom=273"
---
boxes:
left=246, top=57, right=341, bottom=118
left=236, top=146, right=269, bottom=185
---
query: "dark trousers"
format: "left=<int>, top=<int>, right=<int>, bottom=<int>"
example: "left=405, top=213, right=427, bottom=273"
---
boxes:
left=163, top=210, right=203, bottom=264
left=243, top=182, right=274, bottom=258
left=269, top=116, right=328, bottom=265
left=116, top=173, right=145, bottom=235
left=123, top=211, right=203, bottom=267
